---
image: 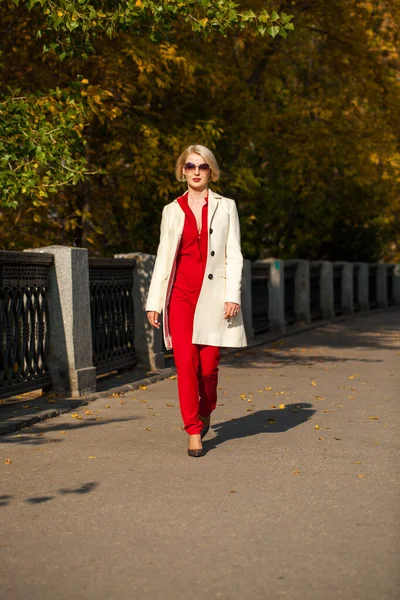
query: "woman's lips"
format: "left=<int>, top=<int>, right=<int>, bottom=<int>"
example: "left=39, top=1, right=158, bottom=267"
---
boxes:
left=193, top=178, right=201, bottom=182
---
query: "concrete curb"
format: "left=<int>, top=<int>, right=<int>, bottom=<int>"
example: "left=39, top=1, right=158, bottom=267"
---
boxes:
left=1, top=306, right=398, bottom=437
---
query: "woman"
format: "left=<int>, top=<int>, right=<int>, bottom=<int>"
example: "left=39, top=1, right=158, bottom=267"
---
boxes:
left=146, top=144, right=247, bottom=457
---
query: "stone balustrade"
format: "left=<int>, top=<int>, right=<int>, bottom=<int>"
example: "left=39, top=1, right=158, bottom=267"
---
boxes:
left=0, top=248, right=398, bottom=399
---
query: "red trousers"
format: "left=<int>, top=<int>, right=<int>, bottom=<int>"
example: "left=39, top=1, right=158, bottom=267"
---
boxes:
left=169, top=290, right=220, bottom=435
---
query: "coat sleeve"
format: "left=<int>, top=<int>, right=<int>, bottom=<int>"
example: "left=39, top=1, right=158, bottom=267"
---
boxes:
left=145, top=206, right=169, bottom=313
left=225, top=199, right=243, bottom=305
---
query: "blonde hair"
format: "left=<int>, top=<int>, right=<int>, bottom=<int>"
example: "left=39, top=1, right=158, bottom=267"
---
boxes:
left=175, top=144, right=220, bottom=182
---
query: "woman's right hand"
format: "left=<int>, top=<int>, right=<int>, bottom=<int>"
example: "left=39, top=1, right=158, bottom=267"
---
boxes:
left=147, top=311, right=160, bottom=329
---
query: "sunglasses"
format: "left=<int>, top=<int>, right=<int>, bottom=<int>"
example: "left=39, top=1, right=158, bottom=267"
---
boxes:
left=183, top=162, right=210, bottom=173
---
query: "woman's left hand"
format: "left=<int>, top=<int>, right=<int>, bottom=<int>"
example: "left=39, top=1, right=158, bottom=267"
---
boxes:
left=224, top=302, right=241, bottom=319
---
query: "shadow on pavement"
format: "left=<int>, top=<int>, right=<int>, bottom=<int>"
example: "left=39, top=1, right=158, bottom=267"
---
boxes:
left=204, top=403, right=315, bottom=452
left=0, top=482, right=99, bottom=508
left=0, top=416, right=140, bottom=445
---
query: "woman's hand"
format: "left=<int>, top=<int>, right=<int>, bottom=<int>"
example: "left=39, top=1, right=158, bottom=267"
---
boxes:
left=147, top=311, right=160, bottom=329
left=224, top=302, right=240, bottom=319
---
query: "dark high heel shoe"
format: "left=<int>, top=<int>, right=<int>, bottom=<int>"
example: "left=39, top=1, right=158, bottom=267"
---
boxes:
left=188, top=447, right=205, bottom=458
left=200, top=424, right=210, bottom=440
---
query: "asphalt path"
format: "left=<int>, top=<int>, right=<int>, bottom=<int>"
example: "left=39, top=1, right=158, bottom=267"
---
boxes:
left=1, top=310, right=399, bottom=600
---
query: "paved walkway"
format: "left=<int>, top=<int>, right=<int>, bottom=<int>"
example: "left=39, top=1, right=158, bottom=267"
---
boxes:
left=1, top=310, right=399, bottom=600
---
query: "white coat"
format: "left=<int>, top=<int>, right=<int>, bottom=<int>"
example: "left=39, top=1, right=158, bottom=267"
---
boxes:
left=145, top=189, right=247, bottom=350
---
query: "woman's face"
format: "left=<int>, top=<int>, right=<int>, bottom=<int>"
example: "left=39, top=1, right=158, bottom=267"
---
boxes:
left=183, top=152, right=210, bottom=192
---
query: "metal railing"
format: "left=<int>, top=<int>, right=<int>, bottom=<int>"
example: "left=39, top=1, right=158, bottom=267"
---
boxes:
left=89, top=258, right=136, bottom=375
left=368, top=265, right=378, bottom=309
left=284, top=262, right=297, bottom=324
left=333, top=264, right=344, bottom=315
left=0, top=251, right=53, bottom=398
left=251, top=262, right=270, bottom=334
left=310, top=262, right=322, bottom=320
left=353, top=264, right=360, bottom=312
left=387, top=265, right=394, bottom=306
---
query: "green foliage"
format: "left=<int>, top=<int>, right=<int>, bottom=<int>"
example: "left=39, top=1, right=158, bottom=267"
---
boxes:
left=0, top=0, right=399, bottom=262
left=0, top=87, right=90, bottom=208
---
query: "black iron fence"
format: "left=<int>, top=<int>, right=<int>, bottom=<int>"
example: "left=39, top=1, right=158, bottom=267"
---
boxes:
left=251, top=262, right=270, bottom=334
left=333, top=264, right=344, bottom=315
left=353, top=264, right=360, bottom=312
left=310, top=262, right=322, bottom=320
left=387, top=265, right=394, bottom=306
left=89, top=258, right=136, bottom=375
left=368, top=265, right=378, bottom=309
left=0, top=251, right=53, bottom=398
left=284, top=262, right=297, bottom=324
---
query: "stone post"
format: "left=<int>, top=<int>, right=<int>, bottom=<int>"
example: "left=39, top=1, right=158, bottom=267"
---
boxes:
left=26, top=246, right=96, bottom=397
left=342, top=262, right=354, bottom=314
left=358, top=263, right=369, bottom=311
left=260, top=259, right=285, bottom=332
left=115, top=252, right=165, bottom=371
left=320, top=261, right=334, bottom=319
left=294, top=259, right=311, bottom=324
left=394, top=264, right=400, bottom=305
left=241, top=259, right=254, bottom=341
left=377, top=264, right=388, bottom=308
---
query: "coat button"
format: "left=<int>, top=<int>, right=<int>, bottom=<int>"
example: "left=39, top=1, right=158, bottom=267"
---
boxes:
left=210, top=228, right=213, bottom=234
left=211, top=251, right=215, bottom=256
left=208, top=274, right=213, bottom=280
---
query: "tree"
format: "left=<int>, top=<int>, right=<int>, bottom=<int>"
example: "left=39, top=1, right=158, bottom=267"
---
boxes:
left=1, top=1, right=399, bottom=262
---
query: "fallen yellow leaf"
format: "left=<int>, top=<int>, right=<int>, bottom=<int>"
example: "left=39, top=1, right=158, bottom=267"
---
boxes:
left=318, top=437, right=324, bottom=441
left=84, top=410, right=92, bottom=415
left=71, top=413, right=82, bottom=419
left=314, top=424, right=320, bottom=429
left=293, top=469, right=300, bottom=475
left=60, top=431, right=66, bottom=434
left=247, top=398, right=252, bottom=402
left=145, top=427, right=152, bottom=431
left=279, top=404, right=285, bottom=409
left=311, top=381, right=317, bottom=386
left=352, top=461, right=362, bottom=464
left=265, top=387, right=272, bottom=390
left=369, top=416, right=379, bottom=420
left=22, top=405, right=30, bottom=409
left=314, top=396, right=326, bottom=400
left=374, top=441, right=380, bottom=445
left=5, top=458, right=12, bottom=465
left=357, top=473, right=365, bottom=478
left=166, top=403, right=174, bottom=407
left=229, top=490, right=237, bottom=493
left=88, top=456, right=96, bottom=459
left=240, top=393, right=246, bottom=399
left=139, top=385, right=147, bottom=390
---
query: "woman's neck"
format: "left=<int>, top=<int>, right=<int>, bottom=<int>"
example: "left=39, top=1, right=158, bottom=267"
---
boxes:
left=187, top=187, right=208, bottom=204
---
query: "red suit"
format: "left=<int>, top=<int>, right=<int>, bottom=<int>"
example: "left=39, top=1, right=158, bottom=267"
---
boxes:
left=169, top=192, right=220, bottom=435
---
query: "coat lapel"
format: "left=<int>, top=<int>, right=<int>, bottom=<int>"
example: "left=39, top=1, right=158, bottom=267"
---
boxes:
left=207, top=189, right=220, bottom=231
